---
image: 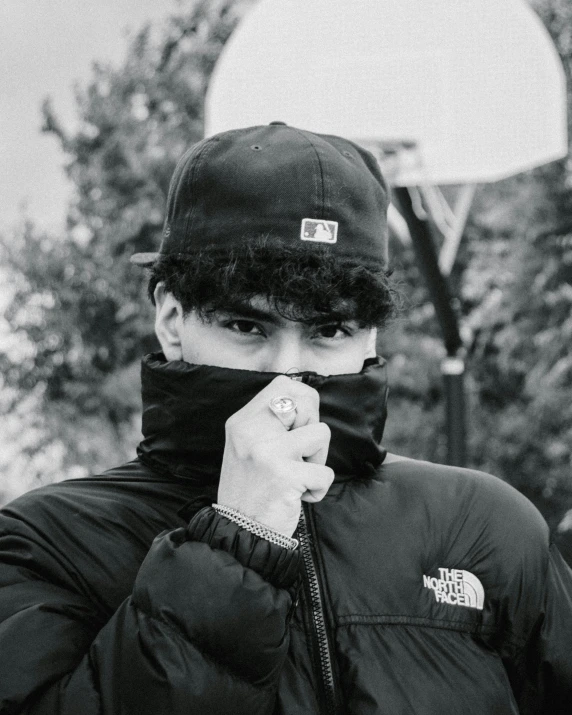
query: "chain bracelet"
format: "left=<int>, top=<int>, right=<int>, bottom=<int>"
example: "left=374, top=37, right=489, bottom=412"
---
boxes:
left=212, top=503, right=299, bottom=550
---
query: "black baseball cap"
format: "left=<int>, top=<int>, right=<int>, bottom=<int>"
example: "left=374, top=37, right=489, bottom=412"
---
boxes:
left=131, top=122, right=389, bottom=268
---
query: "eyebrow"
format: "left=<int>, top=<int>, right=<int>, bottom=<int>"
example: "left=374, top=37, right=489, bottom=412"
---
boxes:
left=218, top=302, right=282, bottom=325
left=214, top=301, right=359, bottom=326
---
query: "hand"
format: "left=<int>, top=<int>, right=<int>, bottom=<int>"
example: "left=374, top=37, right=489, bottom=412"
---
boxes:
left=217, top=375, right=334, bottom=537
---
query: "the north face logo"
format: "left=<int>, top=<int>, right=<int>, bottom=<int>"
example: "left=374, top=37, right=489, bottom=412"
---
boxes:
left=300, top=218, right=338, bottom=244
left=423, top=568, right=484, bottom=610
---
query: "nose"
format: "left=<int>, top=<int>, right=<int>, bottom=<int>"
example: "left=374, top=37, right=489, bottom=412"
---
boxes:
left=263, top=334, right=308, bottom=374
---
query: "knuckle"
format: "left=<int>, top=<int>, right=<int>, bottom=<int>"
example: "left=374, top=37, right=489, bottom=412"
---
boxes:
left=295, top=380, right=318, bottom=398
left=308, top=384, right=320, bottom=403
left=225, top=416, right=256, bottom=452
left=292, top=384, right=320, bottom=415
left=271, top=375, right=293, bottom=390
left=225, top=413, right=239, bottom=430
left=318, top=421, right=331, bottom=439
left=225, top=413, right=248, bottom=437
left=307, top=388, right=321, bottom=412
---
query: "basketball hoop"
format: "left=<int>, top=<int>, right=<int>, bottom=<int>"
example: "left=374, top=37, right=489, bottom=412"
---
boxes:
left=204, top=0, right=568, bottom=466
left=365, top=140, right=476, bottom=277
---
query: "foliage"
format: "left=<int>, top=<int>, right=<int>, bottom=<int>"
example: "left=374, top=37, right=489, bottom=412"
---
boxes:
left=382, top=0, right=572, bottom=530
left=0, top=0, right=255, bottom=496
left=463, top=181, right=572, bottom=529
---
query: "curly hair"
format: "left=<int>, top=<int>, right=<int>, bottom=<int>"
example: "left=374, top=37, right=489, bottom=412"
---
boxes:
left=147, top=237, right=397, bottom=328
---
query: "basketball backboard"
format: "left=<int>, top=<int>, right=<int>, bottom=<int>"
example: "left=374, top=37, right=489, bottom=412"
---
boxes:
left=205, top=0, right=567, bottom=186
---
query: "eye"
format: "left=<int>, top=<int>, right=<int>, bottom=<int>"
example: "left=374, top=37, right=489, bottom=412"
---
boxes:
left=314, top=323, right=351, bottom=340
left=226, top=320, right=264, bottom=336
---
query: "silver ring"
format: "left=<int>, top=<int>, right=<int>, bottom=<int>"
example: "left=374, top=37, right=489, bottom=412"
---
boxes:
left=269, top=396, right=298, bottom=429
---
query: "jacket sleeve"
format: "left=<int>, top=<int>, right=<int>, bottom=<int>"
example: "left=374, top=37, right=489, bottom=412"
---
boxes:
left=515, top=543, right=572, bottom=715
left=0, top=506, right=300, bottom=715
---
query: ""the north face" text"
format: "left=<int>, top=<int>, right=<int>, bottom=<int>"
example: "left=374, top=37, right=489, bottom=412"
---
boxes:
left=423, top=568, right=484, bottom=610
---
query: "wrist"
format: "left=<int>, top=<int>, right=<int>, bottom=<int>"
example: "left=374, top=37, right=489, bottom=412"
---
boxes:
left=212, top=503, right=299, bottom=550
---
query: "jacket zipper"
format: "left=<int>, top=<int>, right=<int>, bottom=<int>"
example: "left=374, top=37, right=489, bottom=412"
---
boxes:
left=298, top=505, right=337, bottom=715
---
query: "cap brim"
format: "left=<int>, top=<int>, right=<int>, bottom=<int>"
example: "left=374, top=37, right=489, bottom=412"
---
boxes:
left=130, top=252, right=160, bottom=267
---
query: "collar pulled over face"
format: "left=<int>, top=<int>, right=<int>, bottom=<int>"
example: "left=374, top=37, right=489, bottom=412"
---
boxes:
left=137, top=352, right=388, bottom=485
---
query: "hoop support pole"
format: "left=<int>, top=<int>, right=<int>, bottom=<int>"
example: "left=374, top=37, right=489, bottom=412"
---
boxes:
left=392, top=186, right=466, bottom=466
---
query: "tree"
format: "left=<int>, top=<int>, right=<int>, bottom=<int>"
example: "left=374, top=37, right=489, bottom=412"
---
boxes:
left=381, top=0, right=572, bottom=530
left=0, top=0, right=255, bottom=498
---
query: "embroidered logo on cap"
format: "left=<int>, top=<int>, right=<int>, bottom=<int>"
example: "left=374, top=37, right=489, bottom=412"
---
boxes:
left=301, top=218, right=338, bottom=244
left=423, top=568, right=484, bottom=610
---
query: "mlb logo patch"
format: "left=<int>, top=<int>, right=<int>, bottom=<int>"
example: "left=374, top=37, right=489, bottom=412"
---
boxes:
left=300, top=218, right=338, bottom=244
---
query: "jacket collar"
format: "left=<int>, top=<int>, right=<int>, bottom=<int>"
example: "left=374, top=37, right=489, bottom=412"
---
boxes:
left=137, top=352, right=388, bottom=485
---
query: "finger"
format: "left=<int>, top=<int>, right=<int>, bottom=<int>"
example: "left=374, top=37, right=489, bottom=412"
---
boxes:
left=297, top=463, right=335, bottom=503
left=269, top=396, right=298, bottom=430
left=226, top=375, right=320, bottom=437
left=282, top=422, right=331, bottom=465
left=270, top=376, right=320, bottom=429
left=247, top=375, right=320, bottom=429
left=301, top=488, right=330, bottom=503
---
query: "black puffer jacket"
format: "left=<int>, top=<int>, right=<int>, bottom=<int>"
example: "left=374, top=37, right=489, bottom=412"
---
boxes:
left=1, top=354, right=571, bottom=714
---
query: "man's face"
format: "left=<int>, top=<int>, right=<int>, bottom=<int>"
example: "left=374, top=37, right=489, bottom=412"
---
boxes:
left=155, top=288, right=377, bottom=376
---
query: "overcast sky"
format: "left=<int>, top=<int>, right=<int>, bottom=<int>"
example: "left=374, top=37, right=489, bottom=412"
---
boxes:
left=1, top=0, right=566, bottom=234
left=0, top=0, right=180, bottom=233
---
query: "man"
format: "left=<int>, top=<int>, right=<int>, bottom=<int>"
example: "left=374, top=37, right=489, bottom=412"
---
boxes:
left=0, top=123, right=571, bottom=714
